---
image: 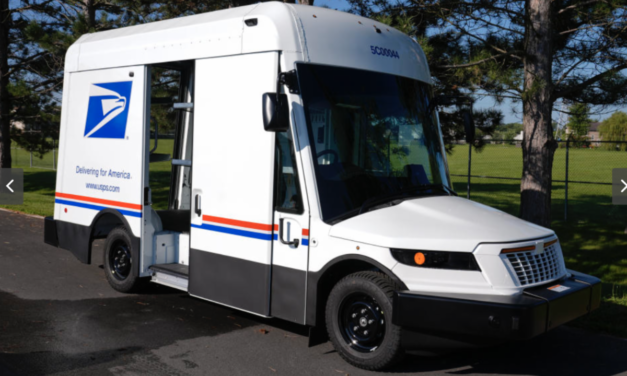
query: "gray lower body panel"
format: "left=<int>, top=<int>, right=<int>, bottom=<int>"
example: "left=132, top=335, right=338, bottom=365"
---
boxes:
left=188, top=249, right=307, bottom=323
left=188, top=249, right=271, bottom=316
left=271, top=264, right=306, bottom=324
left=55, top=220, right=92, bottom=264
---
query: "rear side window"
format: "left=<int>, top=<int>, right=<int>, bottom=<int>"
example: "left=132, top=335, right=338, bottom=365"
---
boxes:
left=275, top=132, right=303, bottom=214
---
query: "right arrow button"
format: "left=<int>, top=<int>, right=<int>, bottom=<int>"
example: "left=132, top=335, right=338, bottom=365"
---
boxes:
left=612, top=169, right=627, bottom=205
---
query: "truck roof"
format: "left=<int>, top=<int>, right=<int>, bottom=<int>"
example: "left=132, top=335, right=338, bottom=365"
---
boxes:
left=66, top=2, right=431, bottom=84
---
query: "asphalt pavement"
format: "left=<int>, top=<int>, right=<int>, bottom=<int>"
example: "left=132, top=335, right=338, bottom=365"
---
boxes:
left=1, top=209, right=626, bottom=376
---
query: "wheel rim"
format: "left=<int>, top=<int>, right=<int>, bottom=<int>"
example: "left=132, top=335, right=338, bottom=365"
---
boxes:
left=338, top=292, right=385, bottom=352
left=109, top=240, right=132, bottom=281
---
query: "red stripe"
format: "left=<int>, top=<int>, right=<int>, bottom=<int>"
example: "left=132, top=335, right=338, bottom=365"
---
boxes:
left=302, top=229, right=309, bottom=236
left=56, top=192, right=142, bottom=210
left=203, top=215, right=278, bottom=232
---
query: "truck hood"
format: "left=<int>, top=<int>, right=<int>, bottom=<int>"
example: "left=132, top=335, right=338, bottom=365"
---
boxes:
left=329, top=196, right=553, bottom=252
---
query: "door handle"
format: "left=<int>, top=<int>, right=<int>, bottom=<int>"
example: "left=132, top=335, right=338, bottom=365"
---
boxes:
left=279, top=218, right=299, bottom=247
left=195, top=194, right=202, bottom=216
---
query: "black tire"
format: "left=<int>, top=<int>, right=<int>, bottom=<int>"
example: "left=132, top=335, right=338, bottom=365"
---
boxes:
left=325, top=271, right=404, bottom=370
left=103, top=226, right=145, bottom=293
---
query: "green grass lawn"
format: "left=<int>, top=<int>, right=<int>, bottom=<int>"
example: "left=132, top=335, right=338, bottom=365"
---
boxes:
left=2, top=141, right=626, bottom=338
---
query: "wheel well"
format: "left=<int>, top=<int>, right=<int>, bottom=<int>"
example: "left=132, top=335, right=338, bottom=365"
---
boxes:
left=311, top=258, right=404, bottom=328
left=87, top=210, right=130, bottom=264
left=91, top=212, right=126, bottom=240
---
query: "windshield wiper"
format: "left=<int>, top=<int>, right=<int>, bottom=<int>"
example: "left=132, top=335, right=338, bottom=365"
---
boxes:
left=358, top=184, right=455, bottom=215
left=436, top=184, right=457, bottom=196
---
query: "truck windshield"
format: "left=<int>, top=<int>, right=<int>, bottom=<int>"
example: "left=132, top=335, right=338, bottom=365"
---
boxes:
left=297, top=63, right=452, bottom=223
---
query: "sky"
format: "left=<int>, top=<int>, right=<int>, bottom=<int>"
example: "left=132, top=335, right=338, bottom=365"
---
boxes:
left=310, top=0, right=626, bottom=127
left=315, top=0, right=350, bottom=7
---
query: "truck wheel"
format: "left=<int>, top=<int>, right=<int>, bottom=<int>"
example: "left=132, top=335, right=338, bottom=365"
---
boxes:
left=325, top=271, right=404, bottom=370
left=103, top=226, right=145, bottom=293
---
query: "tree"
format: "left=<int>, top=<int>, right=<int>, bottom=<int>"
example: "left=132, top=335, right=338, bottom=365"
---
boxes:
left=0, top=0, right=10, bottom=168
left=599, top=111, right=627, bottom=150
left=565, top=102, right=592, bottom=142
left=348, top=0, right=627, bottom=227
left=0, top=1, right=73, bottom=169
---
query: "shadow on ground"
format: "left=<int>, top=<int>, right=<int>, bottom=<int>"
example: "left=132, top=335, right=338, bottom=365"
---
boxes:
left=2, top=285, right=627, bottom=376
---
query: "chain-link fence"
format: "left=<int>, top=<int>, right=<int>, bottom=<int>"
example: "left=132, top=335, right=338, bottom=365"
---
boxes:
left=448, top=139, right=627, bottom=223
left=9, top=138, right=626, bottom=223
left=10, top=147, right=57, bottom=170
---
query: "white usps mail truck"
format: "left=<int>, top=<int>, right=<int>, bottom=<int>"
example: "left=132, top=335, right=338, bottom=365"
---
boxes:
left=44, top=2, right=601, bottom=370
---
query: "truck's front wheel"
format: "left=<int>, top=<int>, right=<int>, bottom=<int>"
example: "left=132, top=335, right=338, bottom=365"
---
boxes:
left=325, top=271, right=404, bottom=370
left=103, top=226, right=145, bottom=293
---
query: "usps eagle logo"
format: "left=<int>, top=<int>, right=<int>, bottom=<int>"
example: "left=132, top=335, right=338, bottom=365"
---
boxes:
left=84, top=81, right=133, bottom=139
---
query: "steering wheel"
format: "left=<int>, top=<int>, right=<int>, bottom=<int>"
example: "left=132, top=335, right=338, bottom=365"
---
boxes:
left=316, top=149, right=339, bottom=164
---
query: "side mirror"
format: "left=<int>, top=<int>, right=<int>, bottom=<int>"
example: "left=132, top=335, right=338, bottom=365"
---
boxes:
left=463, top=109, right=475, bottom=143
left=263, top=93, right=289, bottom=132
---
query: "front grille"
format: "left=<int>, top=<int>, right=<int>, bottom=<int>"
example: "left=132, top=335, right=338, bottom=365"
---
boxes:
left=505, top=245, right=564, bottom=286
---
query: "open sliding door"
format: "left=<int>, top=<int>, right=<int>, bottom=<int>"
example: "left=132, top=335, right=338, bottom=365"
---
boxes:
left=189, top=52, right=278, bottom=316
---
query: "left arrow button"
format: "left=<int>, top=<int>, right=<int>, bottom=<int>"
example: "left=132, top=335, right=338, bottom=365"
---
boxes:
left=0, top=169, right=23, bottom=205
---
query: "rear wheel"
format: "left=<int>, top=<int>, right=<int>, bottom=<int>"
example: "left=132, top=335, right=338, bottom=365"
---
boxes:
left=103, top=226, right=145, bottom=293
left=325, top=271, right=404, bottom=370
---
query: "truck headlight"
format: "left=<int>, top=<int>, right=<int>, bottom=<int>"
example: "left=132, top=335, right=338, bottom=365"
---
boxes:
left=390, top=249, right=481, bottom=271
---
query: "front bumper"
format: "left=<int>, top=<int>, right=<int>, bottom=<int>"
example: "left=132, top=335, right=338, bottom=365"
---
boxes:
left=393, top=270, right=601, bottom=347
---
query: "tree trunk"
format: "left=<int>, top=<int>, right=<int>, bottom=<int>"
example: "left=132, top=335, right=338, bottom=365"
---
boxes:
left=520, top=0, right=555, bottom=227
left=0, top=0, right=11, bottom=169
left=83, top=0, right=96, bottom=30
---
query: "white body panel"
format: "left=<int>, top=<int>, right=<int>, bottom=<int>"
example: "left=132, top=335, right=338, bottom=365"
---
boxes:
left=190, top=52, right=278, bottom=264
left=64, top=3, right=431, bottom=85
left=54, top=66, right=146, bottom=237
left=291, top=5, right=430, bottom=83
left=307, top=224, right=400, bottom=274
left=68, top=6, right=253, bottom=72
left=328, top=196, right=553, bottom=252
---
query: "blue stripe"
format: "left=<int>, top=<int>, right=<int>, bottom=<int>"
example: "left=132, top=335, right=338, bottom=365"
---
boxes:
left=302, top=239, right=309, bottom=246
left=192, top=223, right=276, bottom=241
left=55, top=199, right=142, bottom=218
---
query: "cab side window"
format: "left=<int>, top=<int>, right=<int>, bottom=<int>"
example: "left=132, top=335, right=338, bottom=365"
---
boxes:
left=275, top=131, right=303, bottom=214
